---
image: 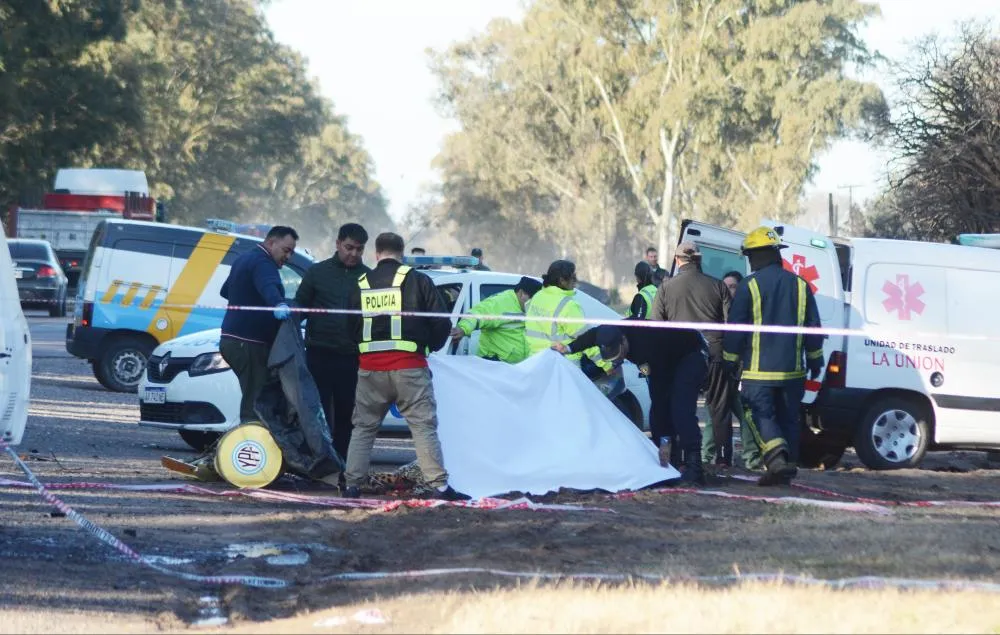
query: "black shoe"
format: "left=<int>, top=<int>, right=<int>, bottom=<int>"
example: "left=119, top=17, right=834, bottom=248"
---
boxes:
left=758, top=453, right=798, bottom=486
left=679, top=454, right=706, bottom=486
left=430, top=485, right=471, bottom=501
left=343, top=485, right=361, bottom=499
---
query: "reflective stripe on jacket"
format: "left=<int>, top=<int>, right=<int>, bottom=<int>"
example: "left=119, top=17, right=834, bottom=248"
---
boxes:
left=626, top=284, right=658, bottom=319
left=722, top=262, right=824, bottom=384
left=457, top=288, right=529, bottom=363
left=358, top=265, right=418, bottom=353
left=524, top=285, right=609, bottom=370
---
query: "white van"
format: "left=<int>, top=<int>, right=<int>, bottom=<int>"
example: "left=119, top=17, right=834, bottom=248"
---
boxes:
left=0, top=231, right=32, bottom=446
left=679, top=219, right=1000, bottom=469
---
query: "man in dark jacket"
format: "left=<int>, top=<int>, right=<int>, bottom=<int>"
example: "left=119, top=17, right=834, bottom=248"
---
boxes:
left=219, top=225, right=298, bottom=424
left=651, top=241, right=733, bottom=472
left=558, top=319, right=709, bottom=484
left=295, top=222, right=371, bottom=462
left=723, top=227, right=824, bottom=486
left=343, top=232, right=469, bottom=501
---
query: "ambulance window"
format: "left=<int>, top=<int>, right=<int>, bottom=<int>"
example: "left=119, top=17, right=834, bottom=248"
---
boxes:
left=835, top=243, right=852, bottom=291
left=436, top=283, right=463, bottom=313
left=864, top=264, right=946, bottom=331
left=279, top=266, right=303, bottom=299
left=480, top=284, right=514, bottom=301
left=697, top=245, right=746, bottom=281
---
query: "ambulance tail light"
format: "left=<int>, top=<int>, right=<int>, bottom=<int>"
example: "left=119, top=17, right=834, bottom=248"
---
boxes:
left=824, top=351, right=847, bottom=389
left=81, top=301, right=94, bottom=327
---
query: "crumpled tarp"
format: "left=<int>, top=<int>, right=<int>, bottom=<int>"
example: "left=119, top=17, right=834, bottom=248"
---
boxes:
left=428, top=350, right=680, bottom=499
left=255, top=321, right=344, bottom=479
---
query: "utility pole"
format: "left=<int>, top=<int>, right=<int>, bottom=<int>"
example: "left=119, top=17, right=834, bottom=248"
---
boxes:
left=828, top=193, right=835, bottom=236
left=837, top=184, right=864, bottom=234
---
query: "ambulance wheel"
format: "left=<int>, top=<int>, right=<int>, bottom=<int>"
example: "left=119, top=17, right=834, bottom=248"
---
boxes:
left=96, top=336, right=154, bottom=393
left=613, top=391, right=645, bottom=431
left=179, top=430, right=222, bottom=453
left=854, top=396, right=931, bottom=470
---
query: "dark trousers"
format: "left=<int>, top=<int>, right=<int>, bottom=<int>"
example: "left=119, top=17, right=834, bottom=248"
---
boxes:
left=740, top=381, right=806, bottom=464
left=219, top=337, right=271, bottom=424
left=702, top=360, right=735, bottom=464
left=306, top=348, right=360, bottom=461
left=648, top=350, right=708, bottom=457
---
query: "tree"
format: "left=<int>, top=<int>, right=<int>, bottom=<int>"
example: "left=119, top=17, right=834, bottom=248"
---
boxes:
left=429, top=0, right=885, bottom=284
left=0, top=0, right=140, bottom=209
left=870, top=22, right=1000, bottom=241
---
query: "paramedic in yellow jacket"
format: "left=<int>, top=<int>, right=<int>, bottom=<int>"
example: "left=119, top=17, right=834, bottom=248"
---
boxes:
left=524, top=260, right=608, bottom=371
left=449, top=276, right=543, bottom=363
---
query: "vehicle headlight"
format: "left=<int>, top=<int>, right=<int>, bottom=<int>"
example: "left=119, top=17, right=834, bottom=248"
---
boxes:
left=189, top=352, right=230, bottom=377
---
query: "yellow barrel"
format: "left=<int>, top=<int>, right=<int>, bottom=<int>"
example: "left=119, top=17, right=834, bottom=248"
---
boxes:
left=214, top=423, right=284, bottom=489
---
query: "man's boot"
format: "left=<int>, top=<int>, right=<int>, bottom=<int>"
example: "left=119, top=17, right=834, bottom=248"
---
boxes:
left=679, top=453, right=706, bottom=486
left=758, top=450, right=798, bottom=486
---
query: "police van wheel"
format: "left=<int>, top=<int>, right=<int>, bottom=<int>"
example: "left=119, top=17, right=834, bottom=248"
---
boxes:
left=96, top=336, right=154, bottom=393
left=854, top=396, right=931, bottom=470
left=179, top=430, right=222, bottom=453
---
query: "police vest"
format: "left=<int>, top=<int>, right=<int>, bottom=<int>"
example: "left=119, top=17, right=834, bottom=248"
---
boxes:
left=626, top=284, right=658, bottom=319
left=357, top=265, right=418, bottom=354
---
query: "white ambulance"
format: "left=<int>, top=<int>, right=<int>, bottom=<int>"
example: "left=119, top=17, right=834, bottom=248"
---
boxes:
left=679, top=219, right=1000, bottom=470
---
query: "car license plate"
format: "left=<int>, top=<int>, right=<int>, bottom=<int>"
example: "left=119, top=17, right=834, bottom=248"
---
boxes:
left=142, top=387, right=166, bottom=404
left=13, top=269, right=22, bottom=279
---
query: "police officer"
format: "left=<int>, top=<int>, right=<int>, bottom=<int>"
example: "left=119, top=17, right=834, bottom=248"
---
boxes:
left=450, top=276, right=542, bottom=363
left=343, top=232, right=469, bottom=501
left=722, top=227, right=824, bottom=486
left=626, top=262, right=658, bottom=319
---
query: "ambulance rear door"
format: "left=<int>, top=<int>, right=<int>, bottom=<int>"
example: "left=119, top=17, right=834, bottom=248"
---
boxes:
left=674, top=220, right=747, bottom=280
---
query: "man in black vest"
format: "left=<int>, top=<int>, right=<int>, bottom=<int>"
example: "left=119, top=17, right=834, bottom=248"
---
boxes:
left=343, top=232, right=470, bottom=501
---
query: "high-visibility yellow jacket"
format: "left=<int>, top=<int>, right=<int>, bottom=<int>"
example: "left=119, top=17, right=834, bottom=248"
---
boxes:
left=625, top=284, right=658, bottom=319
left=456, top=289, right=529, bottom=363
left=524, top=285, right=609, bottom=370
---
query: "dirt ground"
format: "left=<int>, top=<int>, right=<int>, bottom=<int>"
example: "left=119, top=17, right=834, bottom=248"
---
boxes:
left=4, top=315, right=1000, bottom=633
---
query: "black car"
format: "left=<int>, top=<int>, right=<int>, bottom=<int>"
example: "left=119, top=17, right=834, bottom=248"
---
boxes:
left=9, top=239, right=69, bottom=317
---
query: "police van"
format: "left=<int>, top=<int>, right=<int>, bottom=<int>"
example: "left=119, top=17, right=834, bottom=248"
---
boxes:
left=678, top=219, right=1000, bottom=469
left=65, top=219, right=314, bottom=392
left=1, top=229, right=32, bottom=447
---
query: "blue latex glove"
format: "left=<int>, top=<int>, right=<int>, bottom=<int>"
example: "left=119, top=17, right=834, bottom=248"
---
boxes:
left=273, top=303, right=291, bottom=320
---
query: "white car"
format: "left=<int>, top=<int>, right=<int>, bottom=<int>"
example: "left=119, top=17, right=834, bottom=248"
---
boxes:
left=138, top=270, right=652, bottom=451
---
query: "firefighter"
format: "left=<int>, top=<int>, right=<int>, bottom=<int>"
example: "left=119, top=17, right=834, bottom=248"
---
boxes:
left=449, top=276, right=543, bottom=363
left=626, top=261, right=658, bottom=319
left=722, top=227, right=825, bottom=486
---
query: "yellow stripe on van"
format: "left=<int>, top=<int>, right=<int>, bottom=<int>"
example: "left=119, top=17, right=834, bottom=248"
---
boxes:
left=139, top=285, right=163, bottom=309
left=146, top=233, right=236, bottom=341
left=101, top=280, right=124, bottom=306
left=120, top=281, right=143, bottom=307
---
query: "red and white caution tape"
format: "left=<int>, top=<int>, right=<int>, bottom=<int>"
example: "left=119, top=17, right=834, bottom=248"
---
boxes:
left=0, top=441, right=287, bottom=588
left=80, top=297, right=998, bottom=342
left=320, top=566, right=1000, bottom=592
left=615, top=487, right=893, bottom=515
left=0, top=477, right=612, bottom=513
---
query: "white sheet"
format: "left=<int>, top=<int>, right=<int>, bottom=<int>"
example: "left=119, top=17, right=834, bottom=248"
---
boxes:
left=428, top=349, right=680, bottom=499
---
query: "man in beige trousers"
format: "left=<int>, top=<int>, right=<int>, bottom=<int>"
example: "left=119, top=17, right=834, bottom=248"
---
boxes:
left=342, top=232, right=470, bottom=501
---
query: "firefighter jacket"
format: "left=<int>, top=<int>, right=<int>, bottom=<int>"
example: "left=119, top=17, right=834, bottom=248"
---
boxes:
left=347, top=260, right=451, bottom=355
left=456, top=288, right=530, bottom=363
left=722, top=262, right=824, bottom=385
left=626, top=284, right=658, bottom=319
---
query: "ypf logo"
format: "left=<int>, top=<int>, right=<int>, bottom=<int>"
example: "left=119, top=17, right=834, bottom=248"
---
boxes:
left=232, top=441, right=267, bottom=476
left=782, top=254, right=820, bottom=293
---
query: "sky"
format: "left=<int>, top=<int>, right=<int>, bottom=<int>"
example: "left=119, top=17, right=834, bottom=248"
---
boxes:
left=265, top=0, right=1000, bottom=223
